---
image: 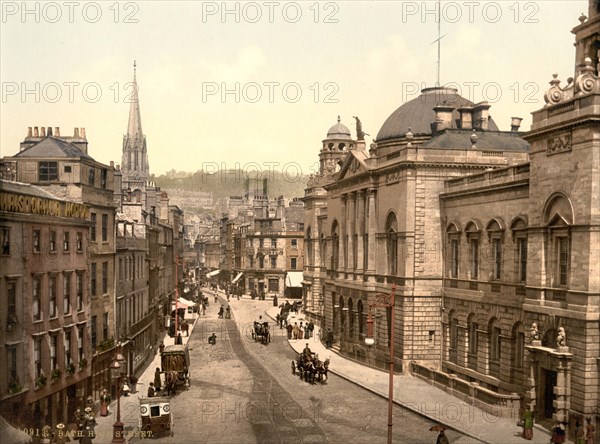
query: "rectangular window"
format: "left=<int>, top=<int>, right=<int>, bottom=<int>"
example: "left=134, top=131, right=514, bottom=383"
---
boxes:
left=291, top=257, right=297, bottom=270
left=491, top=327, right=501, bottom=361
left=517, top=238, right=527, bottom=283
left=78, top=326, right=84, bottom=361
left=50, top=335, right=57, bottom=370
left=90, top=263, right=97, bottom=297
left=63, top=274, right=71, bottom=315
left=64, top=330, right=71, bottom=366
left=90, top=213, right=97, bottom=242
left=64, top=165, right=72, bottom=173
left=450, top=239, right=459, bottom=278
left=34, top=337, right=42, bottom=379
left=493, top=239, right=502, bottom=280
left=63, top=231, right=70, bottom=252
left=1, top=227, right=9, bottom=255
left=88, top=167, right=95, bottom=186
left=76, top=272, right=83, bottom=311
left=102, top=214, right=108, bottom=242
left=259, top=238, right=264, bottom=248
left=558, top=237, right=569, bottom=287
left=268, top=278, right=279, bottom=292
left=39, top=161, right=58, bottom=181
left=33, top=229, right=41, bottom=253
left=450, top=319, right=458, bottom=349
left=102, top=313, right=108, bottom=341
left=76, top=232, right=83, bottom=253
left=363, top=235, right=368, bottom=270
left=49, top=230, right=56, bottom=253
left=470, top=239, right=479, bottom=280
left=91, top=316, right=97, bottom=350
left=7, top=346, right=17, bottom=383
left=101, top=169, right=108, bottom=189
left=271, top=238, right=277, bottom=248
left=469, top=322, right=478, bottom=355
left=291, top=238, right=297, bottom=249
left=270, top=256, right=277, bottom=269
left=102, top=262, right=108, bottom=294
left=33, top=277, right=41, bottom=321
left=7, top=281, right=17, bottom=322
left=49, top=276, right=57, bottom=318
left=259, top=256, right=264, bottom=269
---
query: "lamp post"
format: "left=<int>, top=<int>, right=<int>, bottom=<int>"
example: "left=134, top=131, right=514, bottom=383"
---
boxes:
left=364, top=284, right=396, bottom=444
left=110, top=344, right=127, bottom=443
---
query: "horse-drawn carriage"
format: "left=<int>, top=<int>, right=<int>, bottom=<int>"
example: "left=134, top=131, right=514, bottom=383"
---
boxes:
left=252, top=321, right=271, bottom=344
left=292, top=353, right=330, bottom=384
left=161, top=344, right=190, bottom=395
left=139, top=396, right=173, bottom=437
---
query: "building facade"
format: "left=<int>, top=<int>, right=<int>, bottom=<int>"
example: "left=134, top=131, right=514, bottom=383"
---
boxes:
left=0, top=180, right=92, bottom=429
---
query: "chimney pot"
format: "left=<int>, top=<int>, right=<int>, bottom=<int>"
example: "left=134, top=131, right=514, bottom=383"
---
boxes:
left=457, top=107, right=473, bottom=130
left=74, top=128, right=79, bottom=137
left=81, top=128, right=86, bottom=138
left=433, top=105, right=455, bottom=132
left=34, top=127, right=39, bottom=137
left=55, top=127, right=60, bottom=137
left=41, top=127, right=46, bottom=137
left=47, top=127, right=53, bottom=136
left=510, top=117, right=523, bottom=132
left=27, top=127, right=32, bottom=138
left=472, top=102, right=491, bottom=130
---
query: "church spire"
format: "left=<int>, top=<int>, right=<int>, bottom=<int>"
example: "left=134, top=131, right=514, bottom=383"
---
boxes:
left=127, top=60, right=143, bottom=138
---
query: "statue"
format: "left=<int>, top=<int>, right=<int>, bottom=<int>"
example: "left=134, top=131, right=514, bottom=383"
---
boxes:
left=530, top=323, right=540, bottom=343
left=353, top=116, right=365, bottom=141
left=557, top=327, right=566, bottom=347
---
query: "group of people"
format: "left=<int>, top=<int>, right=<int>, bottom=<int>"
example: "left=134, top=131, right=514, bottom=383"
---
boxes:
left=218, top=305, right=231, bottom=319
left=521, top=405, right=595, bottom=444
left=285, top=320, right=314, bottom=340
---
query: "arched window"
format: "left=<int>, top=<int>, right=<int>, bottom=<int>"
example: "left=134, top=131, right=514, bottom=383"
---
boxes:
left=320, top=233, right=325, bottom=267
left=331, top=221, right=339, bottom=270
left=306, top=227, right=313, bottom=267
left=510, top=218, right=528, bottom=284
left=357, top=300, right=364, bottom=337
left=386, top=212, right=398, bottom=275
left=465, top=222, right=481, bottom=281
left=446, top=223, right=460, bottom=279
left=544, top=194, right=573, bottom=289
left=510, top=322, right=525, bottom=383
left=467, top=313, right=478, bottom=370
left=486, top=220, right=504, bottom=281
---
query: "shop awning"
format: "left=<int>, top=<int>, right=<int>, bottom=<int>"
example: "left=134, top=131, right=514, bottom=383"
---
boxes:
left=206, top=270, right=221, bottom=277
left=174, top=297, right=196, bottom=308
left=232, top=272, right=244, bottom=283
left=285, top=272, right=303, bottom=288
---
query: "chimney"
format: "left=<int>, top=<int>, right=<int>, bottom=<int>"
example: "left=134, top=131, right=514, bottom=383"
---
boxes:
left=33, top=127, right=39, bottom=137
left=433, top=105, right=455, bottom=132
left=510, top=117, right=523, bottom=132
left=41, top=127, right=46, bottom=138
left=47, top=127, right=53, bottom=136
left=27, top=127, right=32, bottom=138
left=74, top=128, right=80, bottom=138
left=472, top=102, right=491, bottom=130
left=55, top=127, right=60, bottom=137
left=457, top=107, right=473, bottom=129
left=81, top=128, right=86, bottom=138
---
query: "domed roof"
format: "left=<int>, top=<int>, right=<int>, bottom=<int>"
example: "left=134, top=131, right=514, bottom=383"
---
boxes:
left=376, top=87, right=499, bottom=141
left=326, top=116, right=352, bottom=140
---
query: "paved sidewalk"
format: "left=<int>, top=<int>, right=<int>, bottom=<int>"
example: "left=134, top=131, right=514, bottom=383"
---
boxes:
left=265, top=306, right=560, bottom=444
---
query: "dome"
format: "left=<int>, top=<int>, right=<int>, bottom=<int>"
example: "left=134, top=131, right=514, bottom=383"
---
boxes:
left=376, top=87, right=499, bottom=141
left=326, top=116, right=352, bottom=140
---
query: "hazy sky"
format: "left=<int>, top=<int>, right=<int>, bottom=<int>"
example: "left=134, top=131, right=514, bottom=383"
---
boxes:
left=0, top=1, right=588, bottom=177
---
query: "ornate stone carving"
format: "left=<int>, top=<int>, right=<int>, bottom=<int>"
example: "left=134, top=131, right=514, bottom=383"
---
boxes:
left=557, top=327, right=566, bottom=347
left=530, top=323, right=541, bottom=343
left=547, top=133, right=572, bottom=155
left=544, top=58, right=599, bottom=106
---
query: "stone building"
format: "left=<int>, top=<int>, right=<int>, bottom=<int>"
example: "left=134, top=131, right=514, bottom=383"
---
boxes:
left=0, top=180, right=92, bottom=429
left=3, top=127, right=118, bottom=400
left=303, top=0, right=600, bottom=435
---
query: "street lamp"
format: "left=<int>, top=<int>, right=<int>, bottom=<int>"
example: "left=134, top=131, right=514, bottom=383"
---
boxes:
left=364, top=284, right=396, bottom=444
left=110, top=344, right=127, bottom=443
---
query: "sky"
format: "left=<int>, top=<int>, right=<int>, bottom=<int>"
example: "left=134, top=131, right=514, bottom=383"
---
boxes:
left=0, top=0, right=588, bottom=177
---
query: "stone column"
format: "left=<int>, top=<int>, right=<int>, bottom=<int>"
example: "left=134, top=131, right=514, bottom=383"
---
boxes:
left=340, top=194, right=347, bottom=271
left=367, top=188, right=377, bottom=274
left=348, top=192, right=356, bottom=271
left=356, top=190, right=365, bottom=273
left=313, top=213, right=320, bottom=270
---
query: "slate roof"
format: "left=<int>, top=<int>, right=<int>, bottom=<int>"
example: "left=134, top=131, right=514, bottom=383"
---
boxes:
left=0, top=179, right=65, bottom=200
left=13, top=136, right=95, bottom=161
left=423, top=129, right=530, bottom=152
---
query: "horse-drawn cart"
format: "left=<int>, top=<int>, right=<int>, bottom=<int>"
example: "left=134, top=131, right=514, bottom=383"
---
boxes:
left=139, top=396, right=173, bottom=437
left=161, top=344, right=190, bottom=395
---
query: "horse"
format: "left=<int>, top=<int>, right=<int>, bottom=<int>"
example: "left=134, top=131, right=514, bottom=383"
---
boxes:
left=253, top=321, right=270, bottom=344
left=315, top=358, right=330, bottom=383
left=164, top=371, right=177, bottom=396
left=181, top=321, right=189, bottom=336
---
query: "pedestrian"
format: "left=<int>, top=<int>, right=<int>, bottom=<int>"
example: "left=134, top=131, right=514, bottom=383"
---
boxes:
left=154, top=367, right=162, bottom=391
left=225, top=306, right=231, bottom=319
left=176, top=333, right=183, bottom=345
left=218, top=305, right=224, bottom=319
left=587, top=417, right=596, bottom=444
left=298, top=324, right=304, bottom=340
left=209, top=332, right=217, bottom=344
left=308, top=321, right=314, bottom=338
left=293, top=322, right=299, bottom=340
left=325, top=328, right=333, bottom=348
left=436, top=430, right=449, bottom=444
left=551, top=422, right=566, bottom=444
left=286, top=323, right=293, bottom=339
left=576, top=420, right=586, bottom=444
left=53, top=423, right=70, bottom=444
left=521, top=404, right=534, bottom=440
left=147, top=382, right=155, bottom=398
left=99, top=388, right=111, bottom=416
left=159, top=341, right=165, bottom=354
